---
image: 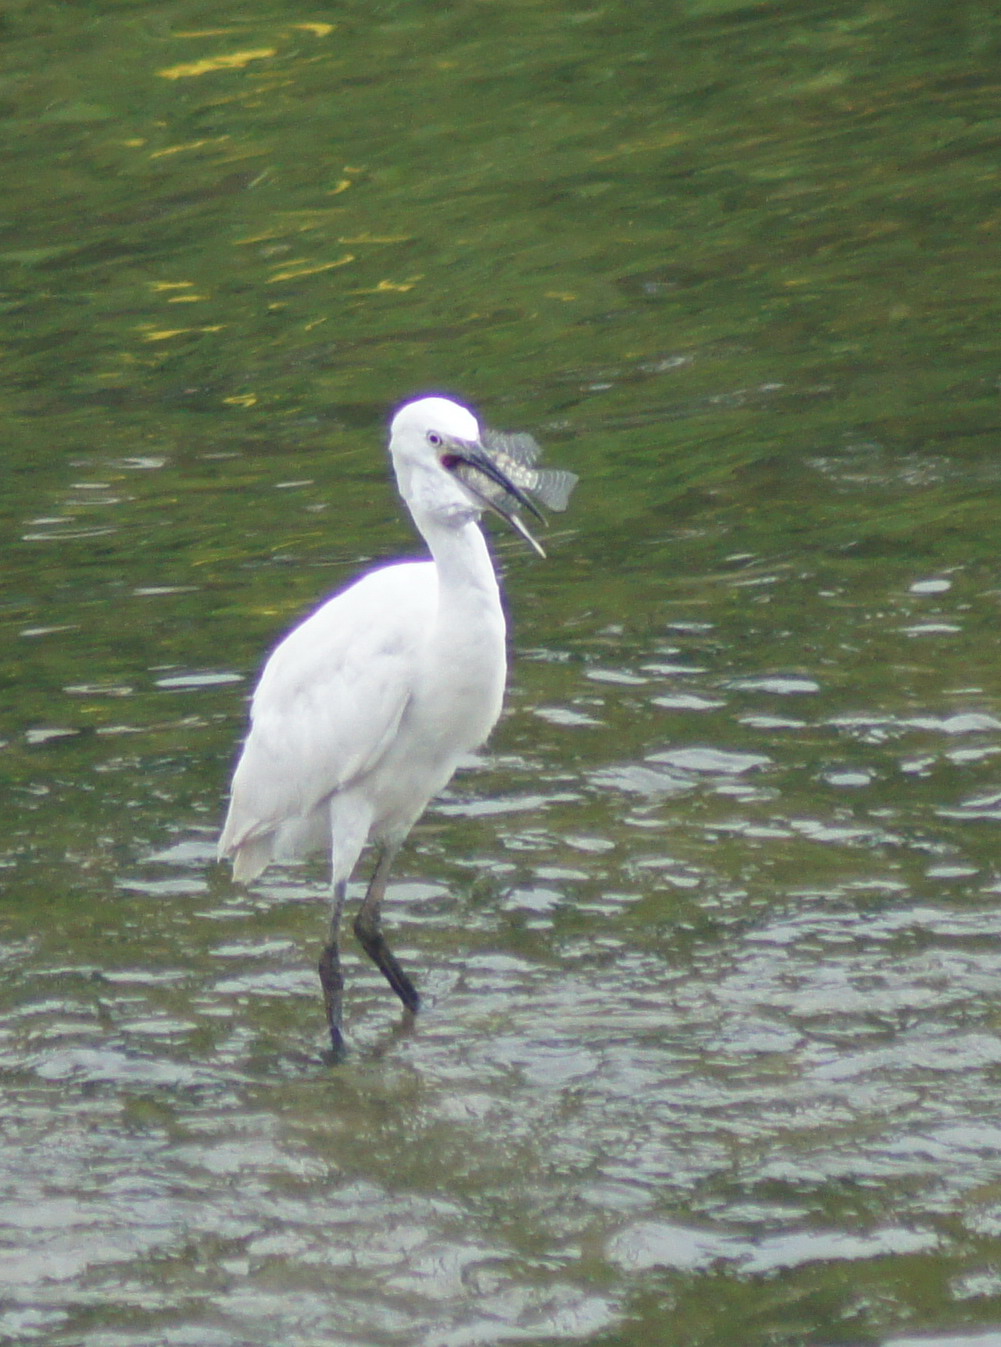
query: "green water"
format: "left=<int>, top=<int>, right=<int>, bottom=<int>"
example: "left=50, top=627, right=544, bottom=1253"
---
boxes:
left=4, top=2, right=1001, bottom=1344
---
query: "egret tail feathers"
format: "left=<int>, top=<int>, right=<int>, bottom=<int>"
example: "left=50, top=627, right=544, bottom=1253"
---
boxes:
left=221, top=831, right=274, bottom=884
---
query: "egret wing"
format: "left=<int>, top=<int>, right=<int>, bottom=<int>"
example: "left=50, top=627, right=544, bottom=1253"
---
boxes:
left=218, top=562, right=435, bottom=862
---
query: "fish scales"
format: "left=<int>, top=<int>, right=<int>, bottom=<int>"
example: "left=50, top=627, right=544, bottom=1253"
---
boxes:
left=459, top=428, right=578, bottom=513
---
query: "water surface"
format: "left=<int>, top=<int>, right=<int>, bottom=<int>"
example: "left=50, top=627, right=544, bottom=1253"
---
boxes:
left=4, top=2, right=1001, bottom=1344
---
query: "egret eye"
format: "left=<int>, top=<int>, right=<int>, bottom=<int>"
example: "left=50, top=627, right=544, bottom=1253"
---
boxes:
left=440, top=452, right=460, bottom=470
left=427, top=431, right=443, bottom=447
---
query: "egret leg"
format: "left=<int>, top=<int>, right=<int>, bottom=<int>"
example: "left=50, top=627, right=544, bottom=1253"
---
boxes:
left=353, top=846, right=421, bottom=1014
left=318, top=879, right=348, bottom=1055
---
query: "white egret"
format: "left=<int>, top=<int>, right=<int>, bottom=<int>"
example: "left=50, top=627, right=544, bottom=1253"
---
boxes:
left=218, top=395, right=576, bottom=1054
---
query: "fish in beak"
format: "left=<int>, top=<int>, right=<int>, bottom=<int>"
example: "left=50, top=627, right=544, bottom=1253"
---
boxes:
left=446, top=427, right=578, bottom=557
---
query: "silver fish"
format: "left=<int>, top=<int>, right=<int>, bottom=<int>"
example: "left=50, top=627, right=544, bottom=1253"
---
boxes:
left=480, top=429, right=578, bottom=512
left=454, top=427, right=578, bottom=556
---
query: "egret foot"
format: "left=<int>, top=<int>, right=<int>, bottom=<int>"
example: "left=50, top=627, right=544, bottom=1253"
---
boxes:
left=352, top=845, right=421, bottom=1014
left=318, top=938, right=346, bottom=1056
left=326, top=1023, right=348, bottom=1060
left=353, top=911, right=421, bottom=1014
left=317, top=880, right=349, bottom=1056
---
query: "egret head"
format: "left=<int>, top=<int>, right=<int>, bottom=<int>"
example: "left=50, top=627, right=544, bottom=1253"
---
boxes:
left=389, top=397, right=545, bottom=553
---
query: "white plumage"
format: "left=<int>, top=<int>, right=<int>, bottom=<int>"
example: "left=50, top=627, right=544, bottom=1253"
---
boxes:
left=218, top=395, right=559, bottom=1054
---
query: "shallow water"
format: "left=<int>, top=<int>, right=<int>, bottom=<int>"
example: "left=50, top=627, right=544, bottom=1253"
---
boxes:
left=4, top=2, right=1001, bottom=1344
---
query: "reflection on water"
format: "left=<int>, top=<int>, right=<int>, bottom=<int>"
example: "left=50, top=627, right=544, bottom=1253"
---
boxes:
left=4, top=0, right=1001, bottom=1345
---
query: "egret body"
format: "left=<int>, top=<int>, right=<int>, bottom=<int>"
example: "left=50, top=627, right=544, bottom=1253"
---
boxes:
left=218, top=396, right=559, bottom=1053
